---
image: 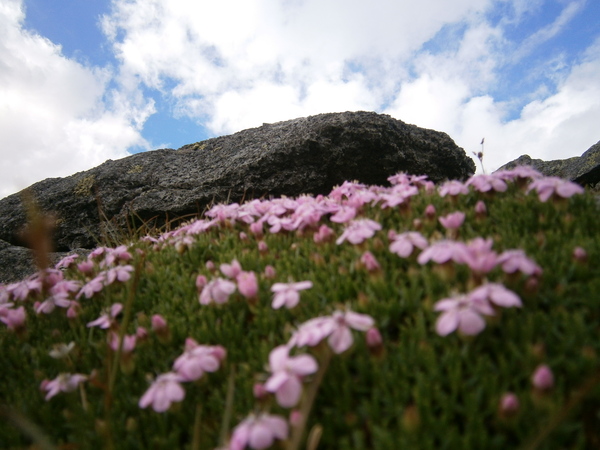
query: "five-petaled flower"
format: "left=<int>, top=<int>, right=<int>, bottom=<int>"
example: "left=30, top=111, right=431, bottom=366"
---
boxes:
left=86, top=303, right=123, bottom=329
left=138, top=372, right=186, bottom=412
left=264, top=345, right=318, bottom=408
left=41, top=373, right=87, bottom=401
left=271, top=281, right=313, bottom=309
left=229, top=413, right=289, bottom=450
left=199, top=278, right=237, bottom=305
left=433, top=293, right=495, bottom=336
left=336, top=219, right=382, bottom=245
left=172, top=338, right=226, bottom=382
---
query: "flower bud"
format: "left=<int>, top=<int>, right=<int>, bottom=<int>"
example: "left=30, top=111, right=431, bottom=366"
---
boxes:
left=498, top=392, right=520, bottom=419
left=532, top=364, right=554, bottom=391
left=572, top=246, right=587, bottom=263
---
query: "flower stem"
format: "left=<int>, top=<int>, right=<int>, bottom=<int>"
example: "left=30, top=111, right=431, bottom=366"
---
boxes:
left=288, top=348, right=332, bottom=450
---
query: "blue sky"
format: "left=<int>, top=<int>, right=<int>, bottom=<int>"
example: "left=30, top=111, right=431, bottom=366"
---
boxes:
left=1, top=0, right=599, bottom=198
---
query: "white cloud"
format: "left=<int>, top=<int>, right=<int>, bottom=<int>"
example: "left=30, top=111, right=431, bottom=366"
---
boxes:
left=510, top=0, right=586, bottom=62
left=2, top=0, right=599, bottom=201
left=102, top=0, right=493, bottom=134
left=0, top=0, right=153, bottom=198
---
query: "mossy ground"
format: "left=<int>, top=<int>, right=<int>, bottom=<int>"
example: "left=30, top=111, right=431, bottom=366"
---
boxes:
left=1, top=175, right=599, bottom=449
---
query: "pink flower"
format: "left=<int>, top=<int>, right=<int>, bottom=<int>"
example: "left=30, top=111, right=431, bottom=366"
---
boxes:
left=389, top=231, right=428, bottom=258
left=474, top=200, right=487, bottom=216
left=378, top=185, right=419, bottom=208
left=573, top=246, right=588, bottom=263
left=54, top=254, right=79, bottom=269
left=461, top=238, right=498, bottom=274
left=101, top=245, right=132, bottom=267
left=258, top=241, right=269, bottom=253
left=151, top=314, right=168, bottom=333
left=221, top=259, right=242, bottom=278
left=327, top=310, right=375, bottom=353
left=35, top=292, right=72, bottom=315
left=438, top=180, right=469, bottom=197
left=264, top=265, right=276, bottom=279
left=77, top=274, right=106, bottom=299
left=313, top=224, right=335, bottom=243
left=7, top=277, right=42, bottom=301
left=532, top=364, right=554, bottom=391
left=66, top=301, right=80, bottom=319
left=41, top=373, right=87, bottom=400
left=365, top=327, right=383, bottom=348
left=289, top=316, right=335, bottom=348
left=497, top=250, right=542, bottom=276
left=264, top=345, right=318, bottom=408
left=77, top=260, right=95, bottom=275
left=360, top=251, right=381, bottom=272
left=494, top=166, right=543, bottom=181
left=527, top=177, right=584, bottom=202
left=499, top=392, right=520, bottom=417
left=467, top=174, right=508, bottom=193
left=469, top=283, right=522, bottom=308
left=237, top=271, right=259, bottom=298
left=230, top=413, right=289, bottom=450
left=86, top=303, right=123, bottom=329
left=173, top=338, right=226, bottom=382
left=253, top=383, right=268, bottom=399
left=271, top=281, right=313, bottom=309
left=424, top=204, right=436, bottom=219
left=433, top=294, right=495, bottom=336
left=439, top=212, right=465, bottom=230
left=109, top=332, right=137, bottom=353
left=330, top=205, right=357, bottom=223
left=199, top=278, right=237, bottom=305
left=336, top=219, right=382, bottom=245
left=138, top=372, right=186, bottom=412
left=249, top=221, right=264, bottom=237
left=417, top=240, right=468, bottom=265
left=104, top=265, right=134, bottom=284
left=195, top=275, right=208, bottom=290
left=0, top=306, right=26, bottom=330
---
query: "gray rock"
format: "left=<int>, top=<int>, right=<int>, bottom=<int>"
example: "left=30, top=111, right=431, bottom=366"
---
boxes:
left=0, top=239, right=90, bottom=284
left=495, top=140, right=600, bottom=190
left=0, top=111, right=474, bottom=255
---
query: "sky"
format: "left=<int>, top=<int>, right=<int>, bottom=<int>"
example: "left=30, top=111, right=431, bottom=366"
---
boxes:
left=1, top=0, right=599, bottom=199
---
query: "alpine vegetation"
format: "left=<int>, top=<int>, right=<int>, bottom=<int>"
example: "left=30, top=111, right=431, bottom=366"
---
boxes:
left=1, top=167, right=598, bottom=449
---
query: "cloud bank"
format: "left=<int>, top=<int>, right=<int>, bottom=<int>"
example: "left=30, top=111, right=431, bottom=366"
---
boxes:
left=101, top=0, right=600, bottom=171
left=0, top=0, right=153, bottom=198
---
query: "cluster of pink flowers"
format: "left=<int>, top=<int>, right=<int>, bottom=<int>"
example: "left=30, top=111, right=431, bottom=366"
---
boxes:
left=410, top=235, right=540, bottom=336
left=139, top=337, right=226, bottom=412
left=1, top=165, right=587, bottom=448
left=0, top=244, right=137, bottom=338
left=229, top=308, right=377, bottom=449
left=433, top=283, right=522, bottom=336
left=197, top=259, right=259, bottom=305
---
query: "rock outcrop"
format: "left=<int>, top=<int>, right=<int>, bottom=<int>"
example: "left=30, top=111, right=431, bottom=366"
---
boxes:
left=0, top=240, right=90, bottom=284
left=495, top=140, right=600, bottom=189
left=0, top=111, right=474, bottom=281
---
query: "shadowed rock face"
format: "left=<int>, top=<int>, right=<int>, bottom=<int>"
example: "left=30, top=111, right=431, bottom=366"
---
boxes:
left=0, top=111, right=475, bottom=261
left=495, top=140, right=600, bottom=189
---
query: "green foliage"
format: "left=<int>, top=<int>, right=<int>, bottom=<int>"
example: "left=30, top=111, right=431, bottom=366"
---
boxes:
left=1, top=180, right=599, bottom=449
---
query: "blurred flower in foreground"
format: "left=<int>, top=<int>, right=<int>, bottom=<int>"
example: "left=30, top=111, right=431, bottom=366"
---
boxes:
left=271, top=281, right=313, bottom=309
left=41, top=373, right=87, bottom=401
left=230, top=413, right=289, bottom=450
left=264, top=345, right=318, bottom=408
left=532, top=364, right=554, bottom=391
left=498, top=392, right=520, bottom=419
left=138, top=372, right=185, bottom=412
left=527, top=177, right=584, bottom=202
